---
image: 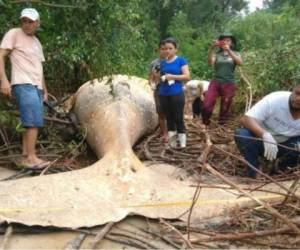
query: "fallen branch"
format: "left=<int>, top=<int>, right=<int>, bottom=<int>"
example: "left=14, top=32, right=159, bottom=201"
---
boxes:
left=64, top=233, right=86, bottom=250
left=160, top=218, right=194, bottom=249
left=213, top=144, right=300, bottom=202
left=191, top=217, right=300, bottom=243
left=238, top=68, right=253, bottom=112
left=104, top=234, right=149, bottom=249
left=10, top=0, right=85, bottom=8
left=89, top=222, right=114, bottom=249
left=0, top=225, right=13, bottom=250
left=204, top=162, right=300, bottom=236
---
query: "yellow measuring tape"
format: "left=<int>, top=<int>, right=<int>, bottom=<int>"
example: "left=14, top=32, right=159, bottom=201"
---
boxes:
left=2, top=191, right=299, bottom=213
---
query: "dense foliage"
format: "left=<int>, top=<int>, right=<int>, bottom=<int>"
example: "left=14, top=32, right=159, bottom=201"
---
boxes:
left=0, top=0, right=299, bottom=98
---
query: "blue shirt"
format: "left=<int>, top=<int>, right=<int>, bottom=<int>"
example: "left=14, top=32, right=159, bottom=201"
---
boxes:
left=159, top=56, right=188, bottom=96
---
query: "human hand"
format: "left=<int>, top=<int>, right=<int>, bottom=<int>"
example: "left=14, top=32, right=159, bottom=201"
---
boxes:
left=221, top=44, right=230, bottom=51
left=212, top=40, right=219, bottom=48
left=43, top=91, right=48, bottom=102
left=149, top=81, right=156, bottom=90
left=165, top=74, right=174, bottom=81
left=200, top=94, right=205, bottom=101
left=0, top=80, right=11, bottom=97
left=262, top=132, right=278, bottom=161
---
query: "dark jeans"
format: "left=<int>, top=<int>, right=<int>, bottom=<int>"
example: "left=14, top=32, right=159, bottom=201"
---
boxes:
left=160, top=92, right=185, bottom=133
left=192, top=97, right=203, bottom=117
left=235, top=128, right=300, bottom=178
left=202, top=80, right=236, bottom=125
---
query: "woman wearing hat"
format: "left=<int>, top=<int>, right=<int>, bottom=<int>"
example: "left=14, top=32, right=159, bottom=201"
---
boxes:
left=202, top=33, right=242, bottom=125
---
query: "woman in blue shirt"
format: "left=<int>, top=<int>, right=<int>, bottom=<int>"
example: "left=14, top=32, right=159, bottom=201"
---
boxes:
left=159, top=38, right=190, bottom=148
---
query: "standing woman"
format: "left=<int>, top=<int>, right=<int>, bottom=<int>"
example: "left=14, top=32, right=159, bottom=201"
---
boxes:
left=202, top=33, right=242, bottom=125
left=159, top=38, right=190, bottom=148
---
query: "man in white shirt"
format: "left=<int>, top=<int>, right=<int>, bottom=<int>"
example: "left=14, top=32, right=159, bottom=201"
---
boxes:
left=235, top=84, right=300, bottom=178
left=0, top=8, right=49, bottom=169
left=184, top=80, right=209, bottom=119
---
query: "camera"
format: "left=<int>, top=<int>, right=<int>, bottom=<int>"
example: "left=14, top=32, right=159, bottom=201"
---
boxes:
left=154, top=64, right=160, bottom=73
left=216, top=40, right=225, bottom=47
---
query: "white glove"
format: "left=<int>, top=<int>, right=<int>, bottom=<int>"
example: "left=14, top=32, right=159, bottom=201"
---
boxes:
left=262, top=132, right=278, bottom=161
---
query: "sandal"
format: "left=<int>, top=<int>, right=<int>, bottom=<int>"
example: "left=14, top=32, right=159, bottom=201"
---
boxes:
left=25, top=161, right=50, bottom=170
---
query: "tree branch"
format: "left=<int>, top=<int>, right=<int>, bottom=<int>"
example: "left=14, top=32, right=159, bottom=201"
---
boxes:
left=10, top=0, right=85, bottom=9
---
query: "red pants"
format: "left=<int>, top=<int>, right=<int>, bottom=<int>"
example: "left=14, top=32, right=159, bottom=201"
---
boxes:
left=202, top=80, right=236, bottom=125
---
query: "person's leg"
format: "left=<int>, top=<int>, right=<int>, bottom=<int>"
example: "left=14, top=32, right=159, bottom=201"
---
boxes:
left=219, top=83, right=236, bottom=124
left=171, top=93, right=186, bottom=147
left=154, top=89, right=167, bottom=141
left=234, top=128, right=264, bottom=178
left=192, top=97, right=201, bottom=118
left=160, top=95, right=176, bottom=131
left=24, top=127, right=42, bottom=165
left=22, top=133, right=27, bottom=156
left=160, top=95, right=177, bottom=147
left=12, top=85, right=47, bottom=167
left=158, top=114, right=168, bottom=142
left=171, top=92, right=185, bottom=133
left=183, top=89, right=193, bottom=119
left=276, top=136, right=300, bottom=172
left=202, top=81, right=220, bottom=125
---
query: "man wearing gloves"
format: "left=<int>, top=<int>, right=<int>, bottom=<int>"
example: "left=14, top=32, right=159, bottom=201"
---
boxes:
left=235, top=84, right=300, bottom=178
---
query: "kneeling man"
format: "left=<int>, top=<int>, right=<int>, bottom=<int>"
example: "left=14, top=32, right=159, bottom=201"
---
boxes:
left=235, top=83, right=300, bottom=178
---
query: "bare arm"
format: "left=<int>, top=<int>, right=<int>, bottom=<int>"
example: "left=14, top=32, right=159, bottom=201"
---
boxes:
left=240, top=115, right=265, bottom=138
left=165, top=65, right=190, bottom=82
left=227, top=48, right=242, bottom=65
left=0, top=48, right=11, bottom=97
left=198, top=84, right=205, bottom=101
left=42, top=76, right=48, bottom=102
left=222, top=44, right=242, bottom=65
left=208, top=46, right=216, bottom=65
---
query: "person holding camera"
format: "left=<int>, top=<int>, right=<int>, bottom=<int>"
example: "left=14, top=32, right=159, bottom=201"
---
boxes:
left=148, top=41, right=168, bottom=142
left=159, top=38, right=190, bottom=148
left=202, top=33, right=242, bottom=125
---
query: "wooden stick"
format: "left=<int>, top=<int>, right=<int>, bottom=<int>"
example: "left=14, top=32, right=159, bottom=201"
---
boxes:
left=238, top=68, right=253, bottom=111
left=104, top=234, right=149, bottom=249
left=0, top=225, right=13, bottom=250
left=213, top=144, right=300, bottom=202
left=64, top=233, right=86, bottom=250
left=204, top=162, right=300, bottom=236
left=187, top=186, right=202, bottom=241
left=191, top=222, right=298, bottom=243
left=89, top=222, right=114, bottom=249
left=10, top=0, right=84, bottom=8
left=160, top=218, right=194, bottom=249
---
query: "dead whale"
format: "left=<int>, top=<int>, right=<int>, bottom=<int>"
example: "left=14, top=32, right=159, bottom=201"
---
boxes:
left=0, top=75, right=297, bottom=229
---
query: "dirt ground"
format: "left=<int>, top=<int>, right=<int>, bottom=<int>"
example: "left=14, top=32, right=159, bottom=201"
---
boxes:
left=0, top=120, right=299, bottom=249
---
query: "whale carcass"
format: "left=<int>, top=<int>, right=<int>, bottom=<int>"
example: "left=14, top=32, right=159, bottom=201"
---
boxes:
left=0, top=75, right=296, bottom=229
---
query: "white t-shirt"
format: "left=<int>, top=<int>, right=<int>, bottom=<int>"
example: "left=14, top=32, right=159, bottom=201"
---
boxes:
left=0, top=28, right=45, bottom=89
left=186, top=80, right=209, bottom=97
left=246, top=91, right=300, bottom=142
